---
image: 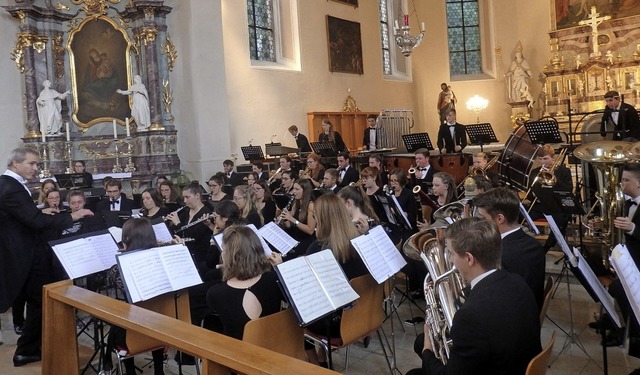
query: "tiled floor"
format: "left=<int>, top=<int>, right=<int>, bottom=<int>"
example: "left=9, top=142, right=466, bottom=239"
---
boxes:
left=2, top=251, right=640, bottom=374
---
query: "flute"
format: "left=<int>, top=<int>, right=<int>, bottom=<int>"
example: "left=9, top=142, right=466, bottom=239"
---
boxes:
left=162, top=205, right=187, bottom=222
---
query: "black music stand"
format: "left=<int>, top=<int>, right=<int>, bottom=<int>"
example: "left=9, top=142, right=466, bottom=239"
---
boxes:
left=310, top=141, right=338, bottom=157
left=55, top=173, right=90, bottom=189
left=402, top=133, right=434, bottom=152
left=524, top=119, right=563, bottom=145
left=465, top=123, right=498, bottom=152
left=241, top=145, right=264, bottom=161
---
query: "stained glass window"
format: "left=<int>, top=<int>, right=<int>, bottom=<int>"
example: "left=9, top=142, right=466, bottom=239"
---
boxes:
left=446, top=0, right=481, bottom=76
left=248, top=0, right=276, bottom=62
left=379, top=0, right=392, bottom=75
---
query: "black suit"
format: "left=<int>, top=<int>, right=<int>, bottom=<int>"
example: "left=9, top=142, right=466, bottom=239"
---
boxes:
left=96, top=195, right=135, bottom=213
left=437, top=123, right=467, bottom=153
left=417, top=270, right=541, bottom=375
left=363, top=127, right=378, bottom=150
left=0, top=174, right=75, bottom=356
left=501, top=228, right=546, bottom=311
left=227, top=171, right=244, bottom=187
left=600, top=102, right=640, bottom=140
left=257, top=171, right=269, bottom=181
left=294, top=133, right=312, bottom=153
left=338, top=165, right=359, bottom=187
left=413, top=165, right=435, bottom=188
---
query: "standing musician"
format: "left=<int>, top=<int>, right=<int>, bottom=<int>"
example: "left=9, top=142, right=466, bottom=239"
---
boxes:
left=140, top=188, right=171, bottom=220
left=338, top=185, right=380, bottom=234
left=369, top=153, right=389, bottom=187
left=408, top=218, right=541, bottom=375
left=158, top=180, right=183, bottom=212
left=337, top=152, right=359, bottom=187
left=527, top=144, right=572, bottom=252
left=278, top=179, right=317, bottom=257
left=413, top=148, right=435, bottom=186
left=252, top=180, right=277, bottom=223
left=96, top=179, right=134, bottom=213
left=299, top=153, right=325, bottom=188
left=472, top=152, right=500, bottom=187
left=288, top=124, right=312, bottom=153
left=472, top=187, right=546, bottom=311
left=437, top=108, right=467, bottom=154
left=363, top=114, right=379, bottom=151
left=600, top=90, right=640, bottom=141
left=322, top=168, right=341, bottom=194
left=251, top=161, right=269, bottom=181
left=319, top=119, right=347, bottom=153
left=166, top=182, right=213, bottom=267
left=388, top=168, right=418, bottom=230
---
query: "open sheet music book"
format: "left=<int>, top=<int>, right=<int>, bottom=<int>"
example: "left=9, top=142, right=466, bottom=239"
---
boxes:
left=258, top=221, right=299, bottom=256
left=50, top=230, right=120, bottom=279
left=212, top=224, right=272, bottom=256
left=350, top=225, right=407, bottom=284
left=610, top=244, right=640, bottom=326
left=116, top=244, right=203, bottom=303
left=152, top=222, right=174, bottom=243
left=274, top=249, right=359, bottom=326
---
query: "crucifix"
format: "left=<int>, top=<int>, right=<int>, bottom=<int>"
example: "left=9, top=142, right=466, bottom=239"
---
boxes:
left=578, top=6, right=611, bottom=58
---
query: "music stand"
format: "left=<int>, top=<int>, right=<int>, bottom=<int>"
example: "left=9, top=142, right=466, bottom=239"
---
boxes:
left=524, top=119, right=563, bottom=145
left=310, top=141, right=338, bottom=157
left=465, top=123, right=498, bottom=152
left=241, top=145, right=264, bottom=161
left=55, top=173, right=90, bottom=189
left=402, top=133, right=434, bottom=152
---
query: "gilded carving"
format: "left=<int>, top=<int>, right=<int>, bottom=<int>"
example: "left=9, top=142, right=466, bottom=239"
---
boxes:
left=161, top=33, right=177, bottom=71
left=70, top=0, right=121, bottom=16
left=162, top=79, right=174, bottom=121
left=55, top=2, right=70, bottom=11
left=139, top=27, right=157, bottom=46
left=53, top=34, right=65, bottom=79
left=144, top=7, right=154, bottom=21
left=11, top=33, right=48, bottom=73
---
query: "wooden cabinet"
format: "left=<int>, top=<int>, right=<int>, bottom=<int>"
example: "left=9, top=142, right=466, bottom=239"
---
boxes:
left=307, top=112, right=379, bottom=152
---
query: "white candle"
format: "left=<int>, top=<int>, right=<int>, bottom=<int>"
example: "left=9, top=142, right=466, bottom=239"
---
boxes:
left=421, top=22, right=425, bottom=32
left=402, top=0, right=408, bottom=15
left=42, top=128, right=46, bottom=143
left=66, top=122, right=70, bottom=142
left=113, top=119, right=117, bottom=139
left=125, top=117, right=130, bottom=137
left=394, top=20, right=399, bottom=29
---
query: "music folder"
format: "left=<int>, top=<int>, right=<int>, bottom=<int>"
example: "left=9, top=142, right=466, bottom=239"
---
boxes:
left=50, top=229, right=120, bottom=279
left=350, top=225, right=407, bottom=284
left=274, top=249, right=359, bottom=326
left=610, top=244, right=640, bottom=327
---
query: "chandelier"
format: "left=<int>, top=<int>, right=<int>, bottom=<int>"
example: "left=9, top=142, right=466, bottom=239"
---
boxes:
left=466, top=95, right=489, bottom=123
left=394, top=1, right=425, bottom=57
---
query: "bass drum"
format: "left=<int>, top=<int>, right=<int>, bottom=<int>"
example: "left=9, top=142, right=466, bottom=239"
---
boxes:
left=498, top=125, right=541, bottom=192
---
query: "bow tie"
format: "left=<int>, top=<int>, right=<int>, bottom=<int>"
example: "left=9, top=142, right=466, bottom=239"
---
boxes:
left=111, top=199, right=119, bottom=204
left=629, top=200, right=637, bottom=206
left=448, top=124, right=456, bottom=127
left=419, top=167, right=427, bottom=171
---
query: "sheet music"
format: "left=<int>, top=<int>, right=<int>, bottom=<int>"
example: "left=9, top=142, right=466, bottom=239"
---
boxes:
left=87, top=233, right=120, bottom=268
left=544, top=214, right=577, bottom=267
left=306, top=250, right=359, bottom=310
left=275, top=256, right=333, bottom=324
left=611, top=244, right=640, bottom=327
left=351, top=226, right=407, bottom=284
left=573, top=247, right=622, bottom=328
left=152, top=222, right=173, bottom=243
left=520, top=203, right=540, bottom=235
left=51, top=233, right=119, bottom=279
left=247, top=224, right=272, bottom=256
left=108, top=226, right=123, bottom=243
left=118, top=250, right=173, bottom=303
left=157, top=245, right=203, bottom=291
left=258, top=221, right=298, bottom=255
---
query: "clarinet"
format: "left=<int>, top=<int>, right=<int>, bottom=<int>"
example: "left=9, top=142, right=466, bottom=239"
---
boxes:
left=276, top=195, right=295, bottom=225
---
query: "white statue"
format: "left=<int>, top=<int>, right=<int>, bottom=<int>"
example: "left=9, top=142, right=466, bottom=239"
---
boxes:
left=575, top=54, right=582, bottom=69
left=116, top=75, right=151, bottom=131
left=505, top=41, right=533, bottom=103
left=37, top=80, right=71, bottom=136
left=605, top=50, right=614, bottom=64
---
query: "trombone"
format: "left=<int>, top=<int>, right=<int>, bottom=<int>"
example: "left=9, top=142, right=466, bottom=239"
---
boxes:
left=267, top=167, right=283, bottom=184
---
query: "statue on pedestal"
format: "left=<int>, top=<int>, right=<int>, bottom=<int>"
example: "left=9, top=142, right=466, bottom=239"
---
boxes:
left=37, top=80, right=71, bottom=136
left=505, top=41, right=533, bottom=103
left=117, top=75, right=151, bottom=131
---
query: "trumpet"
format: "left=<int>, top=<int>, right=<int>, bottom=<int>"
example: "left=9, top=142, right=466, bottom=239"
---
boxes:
left=299, top=167, right=311, bottom=178
left=162, top=205, right=187, bottom=222
left=267, top=167, right=283, bottom=185
left=314, top=182, right=326, bottom=191
left=348, top=181, right=362, bottom=187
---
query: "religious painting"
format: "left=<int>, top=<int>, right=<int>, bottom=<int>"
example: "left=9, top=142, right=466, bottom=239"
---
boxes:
left=330, top=0, right=358, bottom=7
left=549, top=79, right=562, bottom=98
left=585, top=65, right=606, bottom=95
left=327, top=16, right=364, bottom=74
left=623, top=67, right=638, bottom=90
left=68, top=16, right=132, bottom=128
left=553, top=0, right=640, bottom=30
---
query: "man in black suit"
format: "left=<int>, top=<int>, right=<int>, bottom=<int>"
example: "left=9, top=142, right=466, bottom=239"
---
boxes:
left=408, top=218, right=541, bottom=375
left=363, top=114, right=379, bottom=151
left=0, top=147, right=94, bottom=366
left=288, top=125, right=312, bottom=153
left=251, top=161, right=269, bottom=181
left=413, top=148, right=435, bottom=187
left=473, top=187, right=546, bottom=311
left=437, top=108, right=467, bottom=154
left=96, top=179, right=135, bottom=213
left=600, top=90, right=640, bottom=141
left=322, top=168, right=341, bottom=193
left=222, top=159, right=244, bottom=187
left=337, top=152, right=359, bottom=187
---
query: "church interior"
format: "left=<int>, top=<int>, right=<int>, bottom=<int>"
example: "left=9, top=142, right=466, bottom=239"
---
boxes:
left=3, top=0, right=640, bottom=374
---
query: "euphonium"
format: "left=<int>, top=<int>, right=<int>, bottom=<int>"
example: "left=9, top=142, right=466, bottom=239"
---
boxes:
left=267, top=167, right=283, bottom=184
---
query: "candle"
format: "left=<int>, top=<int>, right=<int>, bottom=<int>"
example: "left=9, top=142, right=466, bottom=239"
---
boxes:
left=113, top=119, right=117, bottom=139
left=125, top=117, right=130, bottom=138
left=421, top=22, right=425, bottom=32
left=394, top=20, right=399, bottom=30
left=66, top=122, right=70, bottom=142
left=568, top=80, right=572, bottom=92
left=402, top=0, right=408, bottom=15
left=41, top=128, right=46, bottom=143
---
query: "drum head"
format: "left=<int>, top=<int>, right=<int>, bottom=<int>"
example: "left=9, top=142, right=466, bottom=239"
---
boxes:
left=498, top=125, right=541, bottom=192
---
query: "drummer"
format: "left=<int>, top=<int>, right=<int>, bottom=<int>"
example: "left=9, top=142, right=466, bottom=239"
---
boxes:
left=437, top=108, right=467, bottom=154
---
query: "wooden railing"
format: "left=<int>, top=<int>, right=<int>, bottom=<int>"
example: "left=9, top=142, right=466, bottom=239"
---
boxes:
left=42, top=280, right=336, bottom=375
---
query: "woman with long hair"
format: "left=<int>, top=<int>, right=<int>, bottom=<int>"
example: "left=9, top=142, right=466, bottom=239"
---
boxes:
left=278, top=178, right=316, bottom=256
left=207, top=174, right=231, bottom=211
left=253, top=180, right=276, bottom=223
left=233, top=185, right=262, bottom=227
left=417, top=171, right=458, bottom=230
left=388, top=168, right=418, bottom=229
left=338, top=185, right=380, bottom=234
left=300, top=153, right=325, bottom=188
left=318, top=119, right=347, bottom=152
left=205, top=225, right=283, bottom=339
left=245, top=172, right=259, bottom=186
left=37, top=179, right=58, bottom=206
left=158, top=180, right=182, bottom=211
left=360, top=166, right=381, bottom=196
left=141, top=188, right=171, bottom=220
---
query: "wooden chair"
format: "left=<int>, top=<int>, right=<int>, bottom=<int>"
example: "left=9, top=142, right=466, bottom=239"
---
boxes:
left=525, top=331, right=556, bottom=375
left=304, top=274, right=393, bottom=373
left=243, top=308, right=306, bottom=361
left=539, top=276, right=554, bottom=326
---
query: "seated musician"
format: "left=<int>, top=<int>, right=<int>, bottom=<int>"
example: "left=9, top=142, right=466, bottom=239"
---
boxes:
left=223, top=159, right=244, bottom=187
left=96, top=179, right=134, bottom=213
left=413, top=148, right=435, bottom=186
left=319, top=118, right=347, bottom=153
left=36, top=179, right=58, bottom=208
left=361, top=166, right=381, bottom=196
left=43, top=188, right=64, bottom=211
left=277, top=178, right=317, bottom=257
left=245, top=172, right=259, bottom=186
left=369, top=153, right=389, bottom=186
left=472, top=187, right=545, bottom=311
left=527, top=144, right=572, bottom=252
left=252, top=180, right=276, bottom=223
left=472, top=152, right=499, bottom=187
left=251, top=161, right=269, bottom=181
left=73, top=160, right=93, bottom=187
left=338, top=186, right=381, bottom=234
left=158, top=180, right=183, bottom=212
left=407, top=218, right=541, bottom=375
left=206, top=225, right=284, bottom=340
left=104, top=218, right=166, bottom=375
left=288, top=124, right=312, bottom=153
left=140, top=188, right=171, bottom=220
left=417, top=171, right=457, bottom=229
left=61, top=190, right=106, bottom=238
left=299, top=152, right=325, bottom=188
left=436, top=108, right=467, bottom=154
left=388, top=168, right=418, bottom=230
left=322, top=168, right=341, bottom=193
left=273, top=170, right=295, bottom=195
left=233, top=185, right=262, bottom=228
left=269, top=156, right=298, bottom=191
left=207, top=173, right=231, bottom=211
left=363, top=114, right=379, bottom=151
left=337, top=152, right=359, bottom=187
left=462, top=175, right=493, bottom=199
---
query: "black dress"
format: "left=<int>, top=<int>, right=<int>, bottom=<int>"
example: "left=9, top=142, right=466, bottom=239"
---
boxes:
left=144, top=207, right=172, bottom=221
left=260, top=200, right=277, bottom=223
left=172, top=206, right=213, bottom=267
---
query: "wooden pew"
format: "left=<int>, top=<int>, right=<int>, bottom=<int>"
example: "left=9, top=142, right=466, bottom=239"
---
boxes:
left=42, top=280, right=337, bottom=375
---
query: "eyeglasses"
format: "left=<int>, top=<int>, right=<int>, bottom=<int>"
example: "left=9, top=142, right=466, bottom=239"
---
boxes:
left=233, top=196, right=245, bottom=201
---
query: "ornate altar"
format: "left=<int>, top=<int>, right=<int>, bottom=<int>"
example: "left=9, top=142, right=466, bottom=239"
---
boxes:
left=3, top=0, right=180, bottom=184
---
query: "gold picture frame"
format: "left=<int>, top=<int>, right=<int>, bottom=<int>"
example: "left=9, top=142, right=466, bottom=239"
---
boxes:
left=67, top=16, right=133, bottom=129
